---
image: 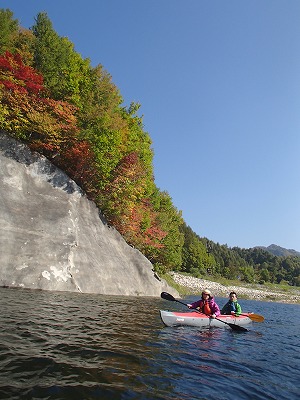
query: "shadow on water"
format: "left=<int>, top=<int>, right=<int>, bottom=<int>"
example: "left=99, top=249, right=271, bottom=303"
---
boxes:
left=0, top=288, right=299, bottom=399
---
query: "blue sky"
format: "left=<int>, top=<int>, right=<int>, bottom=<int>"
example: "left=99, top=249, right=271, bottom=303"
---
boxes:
left=2, top=0, right=300, bottom=251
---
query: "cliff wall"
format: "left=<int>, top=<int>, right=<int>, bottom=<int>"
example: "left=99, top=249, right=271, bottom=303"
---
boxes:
left=0, top=133, right=177, bottom=297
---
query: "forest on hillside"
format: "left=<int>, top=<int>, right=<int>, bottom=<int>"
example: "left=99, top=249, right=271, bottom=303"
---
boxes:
left=0, top=8, right=299, bottom=286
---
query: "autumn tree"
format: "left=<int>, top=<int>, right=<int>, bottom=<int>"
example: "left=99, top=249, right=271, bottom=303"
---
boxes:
left=0, top=51, right=78, bottom=155
left=100, top=151, right=166, bottom=249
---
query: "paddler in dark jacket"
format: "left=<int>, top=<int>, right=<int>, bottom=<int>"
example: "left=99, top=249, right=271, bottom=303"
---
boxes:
left=221, top=291, right=242, bottom=316
left=187, top=289, right=220, bottom=318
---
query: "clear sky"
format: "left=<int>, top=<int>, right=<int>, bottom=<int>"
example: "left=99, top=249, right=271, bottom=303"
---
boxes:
left=2, top=0, right=300, bottom=251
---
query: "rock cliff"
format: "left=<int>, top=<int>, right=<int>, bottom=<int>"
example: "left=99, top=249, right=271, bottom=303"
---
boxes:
left=0, top=132, right=177, bottom=297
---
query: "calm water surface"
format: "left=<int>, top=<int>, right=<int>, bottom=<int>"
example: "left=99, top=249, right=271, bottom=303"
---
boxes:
left=0, top=288, right=299, bottom=399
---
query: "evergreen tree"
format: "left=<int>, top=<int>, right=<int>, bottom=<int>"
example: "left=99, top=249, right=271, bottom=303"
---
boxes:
left=31, top=12, right=91, bottom=107
left=181, top=225, right=215, bottom=275
left=0, top=9, right=18, bottom=53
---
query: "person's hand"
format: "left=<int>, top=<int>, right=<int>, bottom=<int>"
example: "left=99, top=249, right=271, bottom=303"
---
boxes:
left=211, top=314, right=216, bottom=319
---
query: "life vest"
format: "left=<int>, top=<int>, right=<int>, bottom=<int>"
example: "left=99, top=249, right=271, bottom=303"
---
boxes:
left=203, top=300, right=211, bottom=315
left=223, top=301, right=236, bottom=314
left=228, top=301, right=237, bottom=313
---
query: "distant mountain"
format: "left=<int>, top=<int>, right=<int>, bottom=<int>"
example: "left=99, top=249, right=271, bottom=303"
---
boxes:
left=255, top=244, right=300, bottom=257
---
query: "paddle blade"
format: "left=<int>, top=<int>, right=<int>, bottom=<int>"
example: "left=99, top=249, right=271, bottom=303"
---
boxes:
left=216, top=317, right=249, bottom=332
left=161, top=292, right=190, bottom=308
left=161, top=292, right=176, bottom=302
left=244, top=313, right=264, bottom=322
left=227, top=322, right=249, bottom=332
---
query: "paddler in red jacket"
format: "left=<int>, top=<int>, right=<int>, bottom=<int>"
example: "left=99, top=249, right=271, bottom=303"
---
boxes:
left=187, top=289, right=220, bottom=318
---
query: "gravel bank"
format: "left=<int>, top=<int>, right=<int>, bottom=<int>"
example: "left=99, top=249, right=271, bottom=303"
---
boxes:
left=170, top=272, right=300, bottom=304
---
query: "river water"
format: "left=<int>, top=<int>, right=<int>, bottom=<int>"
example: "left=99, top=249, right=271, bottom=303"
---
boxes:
left=0, top=287, right=299, bottom=400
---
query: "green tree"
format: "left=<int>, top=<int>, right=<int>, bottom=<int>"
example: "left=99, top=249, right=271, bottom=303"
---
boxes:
left=293, top=275, right=300, bottom=286
left=0, top=9, right=18, bottom=53
left=259, top=268, right=270, bottom=283
left=180, top=224, right=215, bottom=275
left=238, top=266, right=254, bottom=283
left=76, top=64, right=127, bottom=190
left=0, top=8, right=35, bottom=65
left=31, top=12, right=91, bottom=107
left=152, top=190, right=184, bottom=270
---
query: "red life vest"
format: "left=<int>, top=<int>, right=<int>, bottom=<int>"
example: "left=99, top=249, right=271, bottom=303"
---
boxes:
left=203, top=300, right=211, bottom=315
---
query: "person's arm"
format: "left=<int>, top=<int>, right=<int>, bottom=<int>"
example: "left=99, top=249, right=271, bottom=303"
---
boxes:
left=187, top=300, right=202, bottom=309
left=235, top=302, right=242, bottom=316
left=211, top=300, right=221, bottom=317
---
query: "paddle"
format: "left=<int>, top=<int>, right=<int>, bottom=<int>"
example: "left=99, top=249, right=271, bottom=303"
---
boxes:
left=161, top=292, right=249, bottom=332
left=241, top=313, right=264, bottom=322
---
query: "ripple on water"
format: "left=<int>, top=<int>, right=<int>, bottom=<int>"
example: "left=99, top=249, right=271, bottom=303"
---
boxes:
left=0, top=289, right=299, bottom=400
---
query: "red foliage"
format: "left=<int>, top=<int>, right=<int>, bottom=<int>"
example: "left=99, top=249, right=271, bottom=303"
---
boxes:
left=101, top=151, right=167, bottom=249
left=0, top=51, right=44, bottom=95
left=0, top=51, right=78, bottom=158
left=56, top=140, right=98, bottom=199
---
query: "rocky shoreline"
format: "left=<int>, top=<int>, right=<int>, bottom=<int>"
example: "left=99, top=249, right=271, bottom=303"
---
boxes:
left=170, top=272, right=300, bottom=304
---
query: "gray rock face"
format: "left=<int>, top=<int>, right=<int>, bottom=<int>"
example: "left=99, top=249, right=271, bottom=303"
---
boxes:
left=0, top=132, right=178, bottom=297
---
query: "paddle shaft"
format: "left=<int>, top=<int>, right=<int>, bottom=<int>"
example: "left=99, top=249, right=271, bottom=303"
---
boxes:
left=214, top=317, right=248, bottom=331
